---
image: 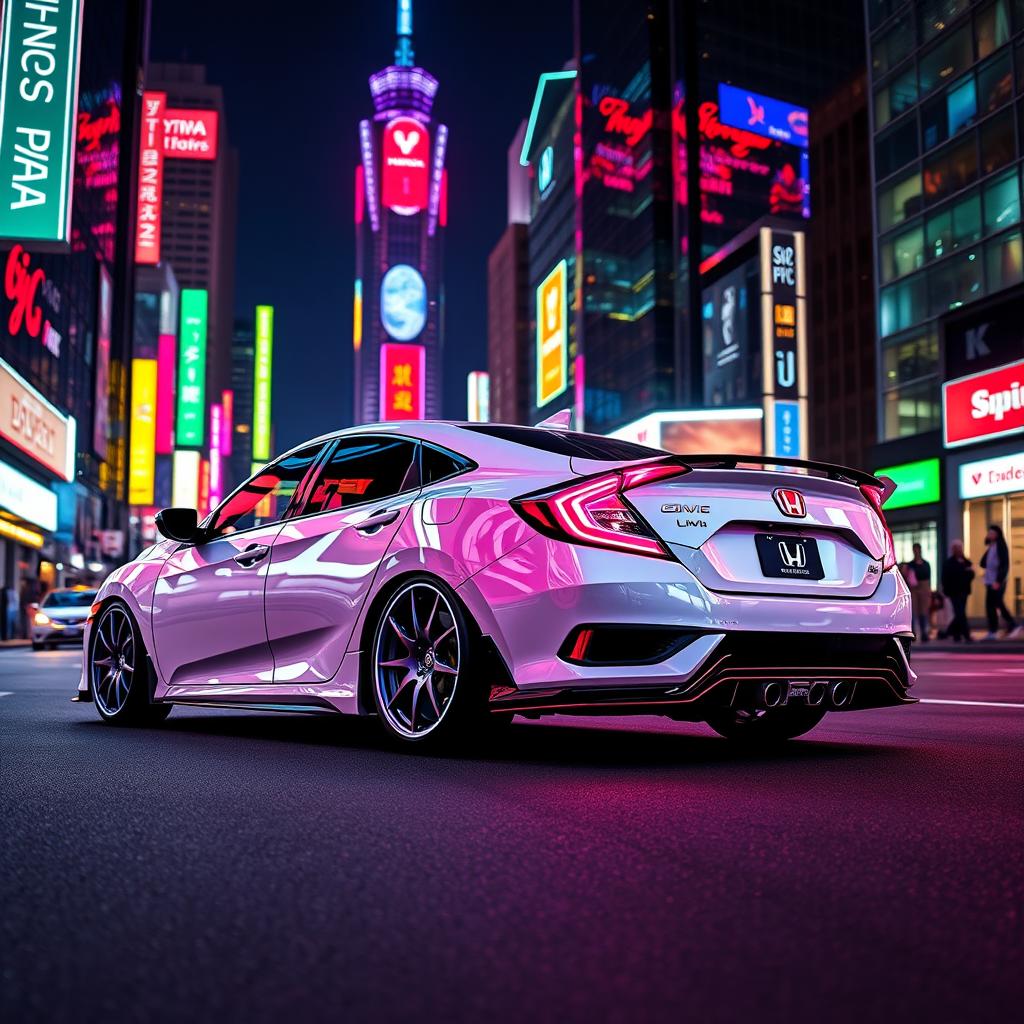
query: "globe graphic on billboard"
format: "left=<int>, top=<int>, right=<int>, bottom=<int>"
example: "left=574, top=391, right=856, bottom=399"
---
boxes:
left=380, top=264, right=427, bottom=342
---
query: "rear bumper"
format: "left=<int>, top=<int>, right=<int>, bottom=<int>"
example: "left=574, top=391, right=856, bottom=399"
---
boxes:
left=489, top=632, right=915, bottom=719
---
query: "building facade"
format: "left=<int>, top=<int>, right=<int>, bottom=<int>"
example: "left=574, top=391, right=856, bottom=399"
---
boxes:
left=866, top=0, right=1024, bottom=616
left=230, top=317, right=255, bottom=489
left=352, top=2, right=448, bottom=424
left=0, top=0, right=149, bottom=633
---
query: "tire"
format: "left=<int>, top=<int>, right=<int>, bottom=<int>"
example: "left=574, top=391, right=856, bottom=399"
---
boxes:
left=31, top=641, right=43, bottom=651
left=89, top=601, right=171, bottom=726
left=704, top=705, right=827, bottom=744
left=369, top=576, right=487, bottom=747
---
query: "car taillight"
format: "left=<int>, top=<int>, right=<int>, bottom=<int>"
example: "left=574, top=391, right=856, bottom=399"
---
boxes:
left=512, top=463, right=688, bottom=559
left=860, top=483, right=897, bottom=571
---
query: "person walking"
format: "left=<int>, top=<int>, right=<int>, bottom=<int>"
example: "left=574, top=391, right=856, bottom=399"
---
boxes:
left=908, top=543, right=932, bottom=642
left=941, top=540, right=974, bottom=643
left=980, top=524, right=1023, bottom=639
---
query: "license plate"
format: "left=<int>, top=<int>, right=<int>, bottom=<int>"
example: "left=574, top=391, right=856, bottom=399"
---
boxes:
left=755, top=533, right=824, bottom=580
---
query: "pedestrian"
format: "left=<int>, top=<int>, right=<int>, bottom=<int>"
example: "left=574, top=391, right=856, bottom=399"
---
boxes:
left=941, top=540, right=974, bottom=643
left=980, top=524, right=1023, bottom=640
left=908, top=542, right=932, bottom=642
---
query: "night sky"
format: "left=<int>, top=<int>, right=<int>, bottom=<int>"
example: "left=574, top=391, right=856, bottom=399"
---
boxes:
left=150, top=1, right=572, bottom=453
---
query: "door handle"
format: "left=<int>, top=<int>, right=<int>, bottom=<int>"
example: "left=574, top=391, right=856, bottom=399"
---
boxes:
left=355, top=508, right=401, bottom=533
left=233, top=543, right=270, bottom=567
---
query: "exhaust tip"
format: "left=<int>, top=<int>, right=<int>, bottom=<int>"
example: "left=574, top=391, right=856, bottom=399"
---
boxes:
left=762, top=682, right=788, bottom=708
left=830, top=681, right=852, bottom=708
left=808, top=682, right=827, bottom=706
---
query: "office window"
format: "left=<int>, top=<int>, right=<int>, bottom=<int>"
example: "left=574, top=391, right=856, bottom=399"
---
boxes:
left=876, top=67, right=919, bottom=128
left=920, top=0, right=971, bottom=44
left=881, top=224, right=925, bottom=282
left=975, top=0, right=1012, bottom=59
left=926, top=191, right=983, bottom=258
left=983, top=167, right=1021, bottom=232
left=985, top=228, right=1024, bottom=288
left=872, top=15, right=915, bottom=75
left=947, top=76, right=978, bottom=136
left=923, top=134, right=978, bottom=205
left=928, top=248, right=983, bottom=314
left=882, top=331, right=939, bottom=388
left=876, top=118, right=920, bottom=179
left=919, top=25, right=972, bottom=95
left=980, top=108, right=1016, bottom=174
left=879, top=273, right=927, bottom=336
left=883, top=380, right=942, bottom=439
left=878, top=171, right=923, bottom=231
left=977, top=50, right=1014, bottom=113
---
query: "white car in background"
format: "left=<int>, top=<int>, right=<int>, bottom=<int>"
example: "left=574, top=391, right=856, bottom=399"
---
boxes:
left=32, top=589, right=96, bottom=651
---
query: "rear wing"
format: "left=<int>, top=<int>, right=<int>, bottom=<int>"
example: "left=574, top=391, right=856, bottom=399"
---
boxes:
left=663, top=454, right=896, bottom=503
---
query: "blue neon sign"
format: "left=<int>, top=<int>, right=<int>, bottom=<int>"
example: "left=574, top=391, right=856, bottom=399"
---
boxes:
left=717, top=83, right=808, bottom=149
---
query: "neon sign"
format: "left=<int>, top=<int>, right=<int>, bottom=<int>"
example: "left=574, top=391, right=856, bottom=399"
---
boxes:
left=382, top=116, right=430, bottom=213
left=252, top=305, right=274, bottom=461
left=4, top=244, right=62, bottom=357
left=161, top=108, right=218, bottom=160
left=176, top=289, right=208, bottom=447
left=135, top=91, right=165, bottom=265
left=129, top=359, right=158, bottom=505
left=380, top=342, right=425, bottom=420
left=536, top=260, right=568, bottom=407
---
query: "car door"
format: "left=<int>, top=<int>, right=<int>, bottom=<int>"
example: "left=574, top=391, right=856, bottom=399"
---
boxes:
left=151, top=443, right=327, bottom=692
left=263, top=435, right=420, bottom=686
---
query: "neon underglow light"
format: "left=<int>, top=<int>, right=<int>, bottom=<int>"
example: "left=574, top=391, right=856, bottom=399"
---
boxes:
left=427, top=123, right=448, bottom=236
left=520, top=70, right=577, bottom=167
left=359, top=120, right=380, bottom=232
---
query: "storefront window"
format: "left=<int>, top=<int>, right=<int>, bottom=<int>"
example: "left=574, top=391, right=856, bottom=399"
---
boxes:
left=878, top=171, right=923, bottom=231
left=883, top=379, right=942, bottom=438
left=919, top=25, right=972, bottom=95
left=985, top=228, right=1024, bottom=288
left=983, top=167, right=1021, bottom=232
left=975, top=0, right=1012, bottom=59
left=891, top=522, right=939, bottom=580
left=963, top=493, right=1024, bottom=620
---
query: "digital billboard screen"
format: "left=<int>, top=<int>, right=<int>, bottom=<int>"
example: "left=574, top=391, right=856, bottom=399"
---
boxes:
left=717, top=84, right=808, bottom=149
left=381, top=116, right=429, bottom=213
left=536, top=260, right=568, bottom=407
left=176, top=289, right=208, bottom=447
left=380, top=343, right=425, bottom=420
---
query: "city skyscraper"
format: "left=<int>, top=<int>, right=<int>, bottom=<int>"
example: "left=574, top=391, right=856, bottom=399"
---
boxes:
left=352, top=1, right=448, bottom=423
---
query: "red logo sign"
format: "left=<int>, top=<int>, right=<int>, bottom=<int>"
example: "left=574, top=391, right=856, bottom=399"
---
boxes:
left=381, top=116, right=430, bottom=213
left=4, top=245, right=61, bottom=357
left=162, top=108, right=219, bottom=160
left=135, top=91, right=166, bottom=264
left=943, top=359, right=1024, bottom=448
left=380, top=343, right=425, bottom=420
left=773, top=488, right=806, bottom=518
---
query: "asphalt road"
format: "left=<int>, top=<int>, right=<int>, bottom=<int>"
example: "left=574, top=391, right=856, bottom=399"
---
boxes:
left=1, top=646, right=1021, bottom=1023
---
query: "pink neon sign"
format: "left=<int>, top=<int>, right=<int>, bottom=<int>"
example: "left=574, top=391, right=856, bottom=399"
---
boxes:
left=155, top=333, right=176, bottom=454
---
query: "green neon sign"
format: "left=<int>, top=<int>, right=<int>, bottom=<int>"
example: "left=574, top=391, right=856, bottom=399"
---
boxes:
left=176, top=289, right=208, bottom=447
left=874, top=457, right=941, bottom=510
left=0, top=0, right=84, bottom=246
left=252, top=304, right=274, bottom=461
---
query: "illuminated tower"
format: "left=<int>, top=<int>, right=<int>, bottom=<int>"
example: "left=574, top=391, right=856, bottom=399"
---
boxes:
left=353, top=0, right=448, bottom=423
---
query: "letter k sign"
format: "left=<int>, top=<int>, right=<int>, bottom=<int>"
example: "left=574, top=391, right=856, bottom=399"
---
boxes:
left=965, top=323, right=991, bottom=361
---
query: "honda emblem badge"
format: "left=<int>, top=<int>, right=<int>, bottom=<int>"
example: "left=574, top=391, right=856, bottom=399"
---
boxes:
left=773, top=488, right=806, bottom=518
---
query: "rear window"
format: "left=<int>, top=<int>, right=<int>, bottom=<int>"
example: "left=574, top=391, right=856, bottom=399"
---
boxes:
left=461, top=424, right=663, bottom=461
left=42, top=591, right=96, bottom=608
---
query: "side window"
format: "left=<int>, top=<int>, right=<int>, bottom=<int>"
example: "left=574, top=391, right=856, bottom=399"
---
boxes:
left=421, top=443, right=474, bottom=484
left=299, top=437, right=418, bottom=517
left=208, top=443, right=324, bottom=536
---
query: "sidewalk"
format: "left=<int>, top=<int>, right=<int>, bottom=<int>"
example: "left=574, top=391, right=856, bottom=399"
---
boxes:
left=915, top=629, right=1024, bottom=653
left=0, top=639, right=29, bottom=648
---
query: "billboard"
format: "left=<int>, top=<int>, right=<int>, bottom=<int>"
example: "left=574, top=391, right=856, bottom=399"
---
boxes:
left=252, top=304, right=274, bottom=461
left=0, top=458, right=57, bottom=532
left=172, top=449, right=200, bottom=509
left=93, top=267, right=112, bottom=457
left=128, top=359, right=158, bottom=505
left=959, top=450, right=1024, bottom=499
left=0, top=0, right=84, bottom=246
left=155, top=333, right=176, bottom=454
left=467, top=371, right=490, bottom=422
left=536, top=259, right=568, bottom=407
left=717, top=84, right=809, bottom=149
left=134, top=91, right=166, bottom=265
left=701, top=258, right=761, bottom=406
left=0, top=354, right=75, bottom=480
left=381, top=116, right=429, bottom=212
left=609, top=409, right=764, bottom=456
left=875, top=457, right=941, bottom=510
left=380, top=342, right=425, bottom=420
left=943, top=359, right=1024, bottom=448
left=380, top=264, right=427, bottom=342
left=4, top=243, right=64, bottom=357
left=760, top=228, right=807, bottom=459
left=162, top=108, right=218, bottom=160
left=176, top=289, right=208, bottom=447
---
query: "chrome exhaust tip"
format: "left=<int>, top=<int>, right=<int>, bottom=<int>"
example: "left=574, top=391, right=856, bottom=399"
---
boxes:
left=830, top=681, right=852, bottom=708
left=762, top=681, right=788, bottom=708
left=807, top=682, right=827, bottom=707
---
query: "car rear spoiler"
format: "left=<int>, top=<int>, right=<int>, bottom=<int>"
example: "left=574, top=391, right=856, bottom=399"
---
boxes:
left=660, top=454, right=896, bottom=502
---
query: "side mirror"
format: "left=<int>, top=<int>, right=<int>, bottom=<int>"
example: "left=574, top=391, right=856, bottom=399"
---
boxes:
left=155, top=507, right=205, bottom=544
